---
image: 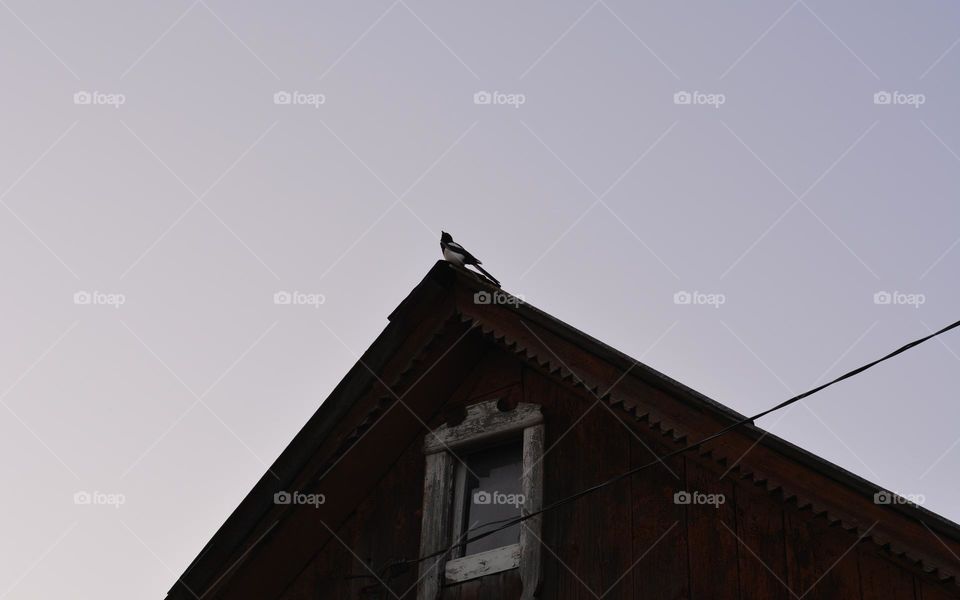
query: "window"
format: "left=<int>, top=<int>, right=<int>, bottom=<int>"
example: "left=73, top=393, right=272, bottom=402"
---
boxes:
left=457, top=441, right=522, bottom=556
left=417, top=401, right=543, bottom=600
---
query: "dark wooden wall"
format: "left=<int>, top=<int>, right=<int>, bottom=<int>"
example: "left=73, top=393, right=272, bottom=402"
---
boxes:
left=275, top=349, right=959, bottom=600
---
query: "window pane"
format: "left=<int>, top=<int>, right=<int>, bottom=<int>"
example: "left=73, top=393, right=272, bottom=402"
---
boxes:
left=461, top=441, right=523, bottom=556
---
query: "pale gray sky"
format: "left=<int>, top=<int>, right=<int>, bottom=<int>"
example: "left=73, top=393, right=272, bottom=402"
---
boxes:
left=1, top=1, right=959, bottom=598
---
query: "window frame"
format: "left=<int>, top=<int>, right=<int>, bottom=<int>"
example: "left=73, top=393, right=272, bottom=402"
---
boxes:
left=417, top=400, right=543, bottom=599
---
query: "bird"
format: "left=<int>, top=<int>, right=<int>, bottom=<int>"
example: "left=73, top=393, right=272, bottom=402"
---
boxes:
left=440, top=231, right=501, bottom=287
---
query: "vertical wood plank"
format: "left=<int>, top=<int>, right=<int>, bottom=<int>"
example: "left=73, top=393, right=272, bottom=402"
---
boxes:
left=558, top=388, right=601, bottom=600
left=857, top=548, right=916, bottom=599
left=733, top=480, right=791, bottom=600
left=467, top=350, right=523, bottom=400
left=531, top=370, right=597, bottom=600
left=587, top=405, right=633, bottom=600
left=445, top=579, right=479, bottom=600
left=480, top=570, right=522, bottom=599
left=520, top=423, right=544, bottom=599
left=313, top=517, right=359, bottom=599
left=784, top=507, right=861, bottom=600
left=684, top=456, right=740, bottom=599
left=419, top=452, right=455, bottom=600
left=630, top=432, right=689, bottom=599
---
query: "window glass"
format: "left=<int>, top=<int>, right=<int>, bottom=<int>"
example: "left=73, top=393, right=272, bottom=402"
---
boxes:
left=461, top=441, right=523, bottom=555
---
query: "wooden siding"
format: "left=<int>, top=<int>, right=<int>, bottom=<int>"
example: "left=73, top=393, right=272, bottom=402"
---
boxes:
left=274, top=351, right=958, bottom=600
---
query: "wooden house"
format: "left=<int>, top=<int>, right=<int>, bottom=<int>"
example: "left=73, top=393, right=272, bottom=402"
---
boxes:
left=167, top=261, right=960, bottom=599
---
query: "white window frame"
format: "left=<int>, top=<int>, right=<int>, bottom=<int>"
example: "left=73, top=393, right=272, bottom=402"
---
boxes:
left=418, top=400, right=543, bottom=600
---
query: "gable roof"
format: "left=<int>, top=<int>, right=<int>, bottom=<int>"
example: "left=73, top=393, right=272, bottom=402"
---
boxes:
left=168, top=261, right=960, bottom=598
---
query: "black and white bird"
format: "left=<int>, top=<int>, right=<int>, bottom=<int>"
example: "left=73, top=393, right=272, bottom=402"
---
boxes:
left=440, top=231, right=501, bottom=287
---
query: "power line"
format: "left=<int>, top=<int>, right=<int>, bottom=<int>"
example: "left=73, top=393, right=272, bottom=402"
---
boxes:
left=395, top=317, right=960, bottom=568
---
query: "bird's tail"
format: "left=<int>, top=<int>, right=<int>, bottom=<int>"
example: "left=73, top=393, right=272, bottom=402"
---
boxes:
left=473, top=264, right=501, bottom=288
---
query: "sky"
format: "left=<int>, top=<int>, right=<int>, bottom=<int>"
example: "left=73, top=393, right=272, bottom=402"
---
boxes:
left=1, top=1, right=959, bottom=598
